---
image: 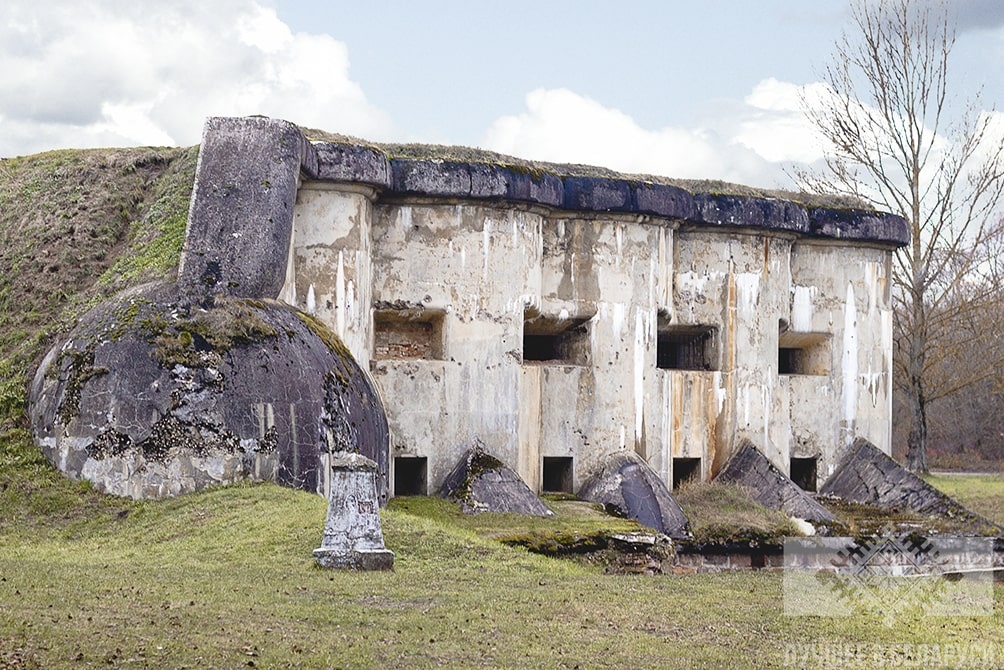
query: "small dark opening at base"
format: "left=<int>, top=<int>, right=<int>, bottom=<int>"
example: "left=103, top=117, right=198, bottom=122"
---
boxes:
left=751, top=551, right=767, bottom=569
left=394, top=456, right=427, bottom=496
left=672, top=457, right=701, bottom=490
left=542, top=457, right=573, bottom=493
left=790, top=457, right=817, bottom=492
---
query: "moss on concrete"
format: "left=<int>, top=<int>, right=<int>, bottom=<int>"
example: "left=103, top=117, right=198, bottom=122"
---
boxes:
left=55, top=346, right=108, bottom=424
left=148, top=295, right=280, bottom=368
left=675, top=481, right=801, bottom=546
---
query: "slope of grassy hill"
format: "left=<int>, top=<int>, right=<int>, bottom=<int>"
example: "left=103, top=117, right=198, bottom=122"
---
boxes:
left=0, top=146, right=197, bottom=523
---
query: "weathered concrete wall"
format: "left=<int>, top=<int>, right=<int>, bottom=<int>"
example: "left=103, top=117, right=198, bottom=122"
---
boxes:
left=193, top=117, right=907, bottom=498
left=280, top=172, right=903, bottom=495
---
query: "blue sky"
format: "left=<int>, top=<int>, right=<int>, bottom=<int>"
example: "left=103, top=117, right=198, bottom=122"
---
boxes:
left=3, top=1, right=1004, bottom=188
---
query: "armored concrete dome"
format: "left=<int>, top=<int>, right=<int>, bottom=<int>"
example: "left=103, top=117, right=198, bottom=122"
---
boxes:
left=29, top=282, right=389, bottom=500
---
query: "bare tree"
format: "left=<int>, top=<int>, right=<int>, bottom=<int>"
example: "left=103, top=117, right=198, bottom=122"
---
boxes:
left=796, top=0, right=1004, bottom=472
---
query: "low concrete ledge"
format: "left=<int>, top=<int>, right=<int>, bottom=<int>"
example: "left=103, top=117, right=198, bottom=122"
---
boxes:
left=634, top=182, right=697, bottom=220
left=386, top=157, right=565, bottom=206
left=692, top=193, right=810, bottom=235
left=809, top=208, right=911, bottom=245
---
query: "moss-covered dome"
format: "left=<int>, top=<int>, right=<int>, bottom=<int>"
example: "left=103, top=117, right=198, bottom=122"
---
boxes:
left=28, top=283, right=389, bottom=500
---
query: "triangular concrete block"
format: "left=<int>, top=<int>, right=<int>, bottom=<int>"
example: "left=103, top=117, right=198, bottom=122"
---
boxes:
left=578, top=451, right=690, bottom=539
left=714, top=440, right=838, bottom=526
left=820, top=439, right=1000, bottom=534
left=441, top=445, right=554, bottom=517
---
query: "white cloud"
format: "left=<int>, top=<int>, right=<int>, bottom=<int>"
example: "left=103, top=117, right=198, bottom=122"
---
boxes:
left=734, top=78, right=831, bottom=164
left=0, top=0, right=393, bottom=156
left=483, top=82, right=833, bottom=189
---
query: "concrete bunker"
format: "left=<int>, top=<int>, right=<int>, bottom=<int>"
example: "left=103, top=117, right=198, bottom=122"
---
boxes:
left=29, top=116, right=914, bottom=518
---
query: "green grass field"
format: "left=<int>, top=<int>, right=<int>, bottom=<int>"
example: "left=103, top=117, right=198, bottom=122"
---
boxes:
left=1, top=427, right=1002, bottom=669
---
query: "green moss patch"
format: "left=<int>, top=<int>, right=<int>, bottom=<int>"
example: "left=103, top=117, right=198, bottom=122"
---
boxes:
left=149, top=295, right=279, bottom=368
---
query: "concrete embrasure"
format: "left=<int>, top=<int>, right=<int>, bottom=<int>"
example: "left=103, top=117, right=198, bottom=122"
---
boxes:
left=314, top=452, right=394, bottom=570
left=714, top=440, right=839, bottom=527
left=578, top=451, right=690, bottom=540
left=820, top=439, right=1002, bottom=535
left=440, top=445, right=554, bottom=517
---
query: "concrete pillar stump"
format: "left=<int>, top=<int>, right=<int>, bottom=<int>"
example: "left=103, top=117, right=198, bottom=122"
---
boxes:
left=313, top=452, right=394, bottom=570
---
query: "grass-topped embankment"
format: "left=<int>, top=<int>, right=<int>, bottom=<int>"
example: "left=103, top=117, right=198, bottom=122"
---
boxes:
left=674, top=481, right=800, bottom=545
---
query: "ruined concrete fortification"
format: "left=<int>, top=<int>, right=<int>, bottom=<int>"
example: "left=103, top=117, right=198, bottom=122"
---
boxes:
left=30, top=116, right=908, bottom=504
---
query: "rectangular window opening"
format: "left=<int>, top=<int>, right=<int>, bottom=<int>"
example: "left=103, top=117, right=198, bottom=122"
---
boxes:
left=394, top=456, right=428, bottom=496
left=658, top=326, right=717, bottom=371
left=542, top=457, right=574, bottom=493
left=523, top=315, right=590, bottom=366
left=374, top=309, right=444, bottom=360
left=790, top=457, right=818, bottom=492
left=672, top=457, right=701, bottom=490
left=778, top=329, right=830, bottom=376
